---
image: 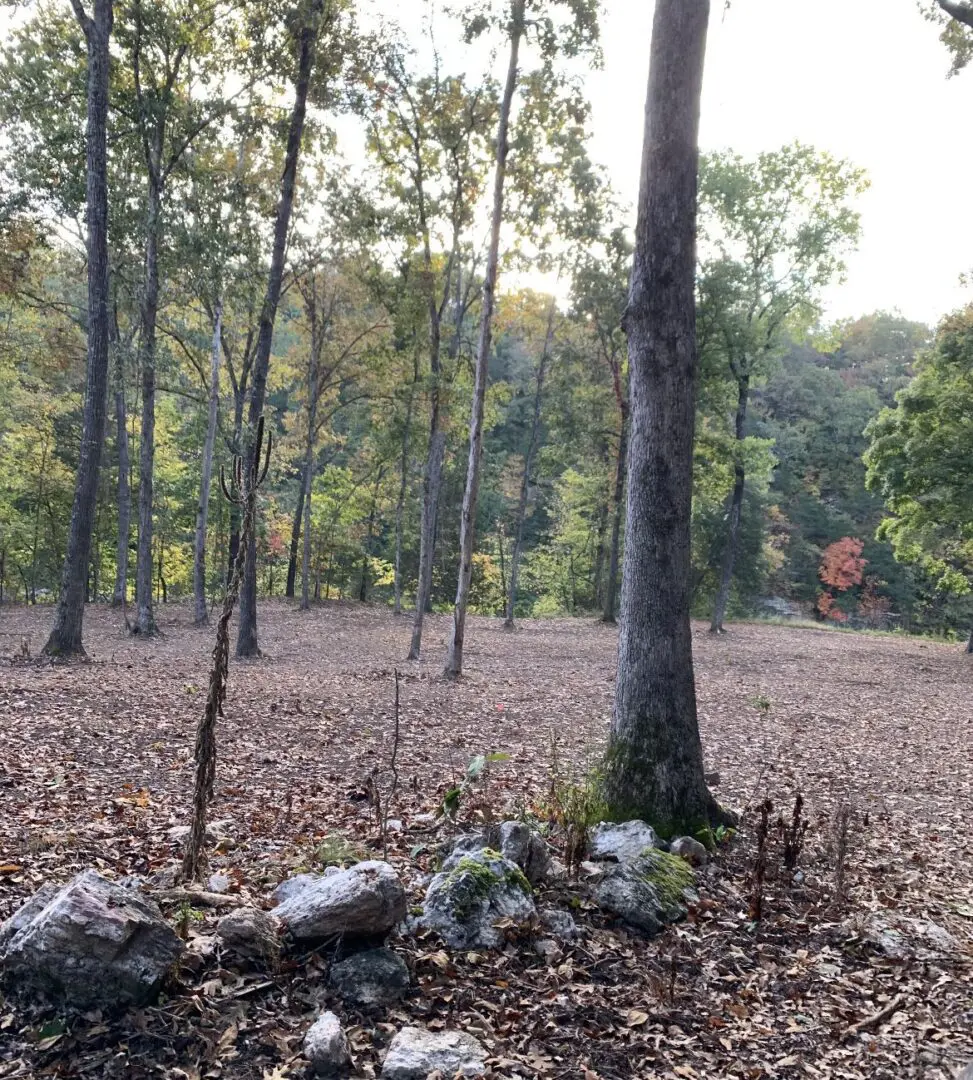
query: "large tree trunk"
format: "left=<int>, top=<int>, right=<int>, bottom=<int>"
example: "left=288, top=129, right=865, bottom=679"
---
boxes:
left=504, top=295, right=555, bottom=628
left=444, top=0, right=523, bottom=678
left=236, top=0, right=324, bottom=657
left=193, top=300, right=222, bottom=625
left=134, top=168, right=161, bottom=637
left=602, top=406, right=628, bottom=624
left=43, top=0, right=114, bottom=658
left=710, top=373, right=749, bottom=633
left=603, top=0, right=727, bottom=834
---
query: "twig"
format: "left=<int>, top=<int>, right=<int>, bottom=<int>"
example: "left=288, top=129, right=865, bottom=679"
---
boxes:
left=841, top=993, right=905, bottom=1039
left=380, top=668, right=402, bottom=859
left=151, top=887, right=247, bottom=908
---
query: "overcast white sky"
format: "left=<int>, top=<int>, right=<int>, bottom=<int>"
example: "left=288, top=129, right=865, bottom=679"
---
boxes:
left=589, top=0, right=973, bottom=324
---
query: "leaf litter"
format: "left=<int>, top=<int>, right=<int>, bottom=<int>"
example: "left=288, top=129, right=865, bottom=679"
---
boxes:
left=0, top=602, right=971, bottom=1078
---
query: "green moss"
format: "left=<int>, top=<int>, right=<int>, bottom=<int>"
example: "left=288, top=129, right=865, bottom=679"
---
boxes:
left=445, top=849, right=532, bottom=920
left=637, top=848, right=695, bottom=910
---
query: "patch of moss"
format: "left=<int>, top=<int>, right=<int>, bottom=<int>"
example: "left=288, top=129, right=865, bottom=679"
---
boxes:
left=443, top=849, right=532, bottom=921
left=637, top=848, right=695, bottom=910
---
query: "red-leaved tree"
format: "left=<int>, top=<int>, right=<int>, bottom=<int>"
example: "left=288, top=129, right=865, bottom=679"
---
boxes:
left=816, top=537, right=866, bottom=620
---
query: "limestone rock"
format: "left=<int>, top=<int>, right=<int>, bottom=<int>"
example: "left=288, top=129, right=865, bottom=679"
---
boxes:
left=304, top=1010, right=351, bottom=1077
left=329, top=947, right=410, bottom=1005
left=422, top=848, right=535, bottom=949
left=670, top=836, right=708, bottom=867
left=0, top=883, right=58, bottom=949
left=271, top=871, right=337, bottom=907
left=539, top=907, right=581, bottom=941
left=443, top=822, right=552, bottom=885
left=589, top=820, right=665, bottom=863
left=381, top=1027, right=487, bottom=1079
left=0, top=870, right=183, bottom=1008
left=274, top=861, right=406, bottom=941
left=590, top=848, right=696, bottom=935
left=215, top=907, right=280, bottom=965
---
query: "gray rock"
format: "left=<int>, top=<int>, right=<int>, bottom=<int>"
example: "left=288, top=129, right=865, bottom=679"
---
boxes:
left=0, top=870, right=183, bottom=1008
left=330, top=947, right=410, bottom=1005
left=381, top=1027, right=487, bottom=1079
left=539, top=907, right=581, bottom=941
left=274, top=861, right=406, bottom=941
left=166, top=818, right=233, bottom=844
left=534, top=938, right=560, bottom=960
left=590, top=848, right=696, bottom=935
left=0, top=883, right=58, bottom=949
left=207, top=872, right=233, bottom=894
left=669, top=836, right=708, bottom=867
left=182, top=934, right=217, bottom=974
left=589, top=820, right=665, bottom=863
left=956, top=1064, right=973, bottom=1080
left=272, top=872, right=327, bottom=907
left=422, top=848, right=535, bottom=949
left=215, top=907, right=280, bottom=965
left=499, top=821, right=552, bottom=885
left=304, top=1010, right=351, bottom=1077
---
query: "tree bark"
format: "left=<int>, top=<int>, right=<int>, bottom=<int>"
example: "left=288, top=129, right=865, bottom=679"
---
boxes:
left=602, top=405, right=628, bottom=624
left=504, top=294, right=555, bottom=628
left=710, top=372, right=749, bottom=633
left=236, top=0, right=324, bottom=657
left=112, top=338, right=131, bottom=607
left=134, top=165, right=161, bottom=636
left=300, top=464, right=313, bottom=610
left=393, top=357, right=418, bottom=615
left=193, top=300, right=222, bottom=625
left=43, top=0, right=114, bottom=657
left=285, top=474, right=304, bottom=599
left=604, top=0, right=727, bottom=834
left=444, top=0, right=524, bottom=678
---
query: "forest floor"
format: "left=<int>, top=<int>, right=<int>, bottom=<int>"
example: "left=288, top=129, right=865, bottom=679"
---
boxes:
left=0, top=601, right=971, bottom=1080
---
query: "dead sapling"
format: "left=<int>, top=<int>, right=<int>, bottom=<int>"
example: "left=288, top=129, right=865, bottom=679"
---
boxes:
left=832, top=800, right=853, bottom=910
left=366, top=669, right=402, bottom=858
left=748, top=797, right=773, bottom=922
left=778, top=792, right=808, bottom=871
left=181, top=417, right=272, bottom=882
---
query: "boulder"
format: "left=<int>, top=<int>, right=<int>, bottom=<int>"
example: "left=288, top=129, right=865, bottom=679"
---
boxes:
left=272, top=871, right=336, bottom=907
left=0, top=883, right=58, bottom=949
left=381, top=1027, right=487, bottom=1079
left=539, top=907, right=581, bottom=941
left=443, top=821, right=552, bottom=885
left=669, top=836, right=708, bottom=867
left=589, top=820, right=665, bottom=863
left=215, top=907, right=280, bottom=965
left=422, top=848, right=535, bottom=949
left=274, top=861, right=406, bottom=941
left=304, top=1010, right=351, bottom=1077
left=0, top=870, right=183, bottom=1008
left=590, top=848, right=696, bottom=935
left=330, top=947, right=410, bottom=1006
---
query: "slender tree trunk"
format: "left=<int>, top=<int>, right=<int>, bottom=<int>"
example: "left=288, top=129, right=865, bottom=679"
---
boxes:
left=966, top=625, right=973, bottom=653
left=504, top=295, right=555, bottom=628
left=710, top=373, right=749, bottom=633
left=393, top=354, right=419, bottom=616
left=444, top=0, right=523, bottom=678
left=227, top=392, right=244, bottom=580
left=236, top=0, right=323, bottom=657
left=300, top=469, right=313, bottom=610
left=603, top=0, right=728, bottom=833
left=112, top=341, right=131, bottom=606
left=43, top=0, right=114, bottom=657
left=592, top=483, right=609, bottom=609
left=602, top=408, right=628, bottom=624
left=135, top=166, right=162, bottom=636
left=286, top=474, right=304, bottom=599
left=193, top=300, right=222, bottom=625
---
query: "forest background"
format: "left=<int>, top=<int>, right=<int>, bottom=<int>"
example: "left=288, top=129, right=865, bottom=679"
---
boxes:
left=1, top=0, right=972, bottom=645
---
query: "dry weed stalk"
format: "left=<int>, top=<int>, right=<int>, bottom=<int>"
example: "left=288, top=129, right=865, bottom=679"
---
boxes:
left=779, top=792, right=808, bottom=870
left=832, top=800, right=852, bottom=909
left=182, top=418, right=271, bottom=881
left=748, top=797, right=773, bottom=922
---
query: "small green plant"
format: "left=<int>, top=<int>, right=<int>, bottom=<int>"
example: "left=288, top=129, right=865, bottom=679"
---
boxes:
left=174, top=902, right=205, bottom=940
left=750, top=694, right=772, bottom=714
left=713, top=823, right=736, bottom=846
left=543, top=738, right=608, bottom=875
left=439, top=751, right=511, bottom=821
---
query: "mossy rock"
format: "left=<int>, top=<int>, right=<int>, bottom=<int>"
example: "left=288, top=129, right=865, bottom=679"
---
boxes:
left=420, top=848, right=536, bottom=949
left=591, top=848, right=697, bottom=936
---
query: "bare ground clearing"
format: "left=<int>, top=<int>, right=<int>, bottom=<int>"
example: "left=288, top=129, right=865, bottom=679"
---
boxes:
left=0, top=602, right=971, bottom=1079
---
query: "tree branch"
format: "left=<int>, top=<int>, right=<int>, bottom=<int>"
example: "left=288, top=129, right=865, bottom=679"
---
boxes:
left=937, top=0, right=973, bottom=29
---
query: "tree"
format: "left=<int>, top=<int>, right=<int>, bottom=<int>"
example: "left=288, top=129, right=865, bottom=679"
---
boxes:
left=602, top=0, right=727, bottom=833
left=236, top=0, right=329, bottom=657
left=926, top=1, right=973, bottom=74
left=865, top=306, right=973, bottom=649
left=698, top=144, right=866, bottom=632
left=42, top=0, right=113, bottom=658
left=816, top=536, right=866, bottom=620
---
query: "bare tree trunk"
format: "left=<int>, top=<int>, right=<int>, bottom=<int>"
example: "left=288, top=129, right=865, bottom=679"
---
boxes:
left=710, top=374, right=749, bottom=633
left=604, top=0, right=728, bottom=834
left=135, top=160, right=162, bottom=637
left=112, top=340, right=130, bottom=607
left=44, top=0, right=114, bottom=658
left=237, top=0, right=323, bottom=657
left=602, top=409, right=628, bottom=624
left=444, top=0, right=524, bottom=678
left=193, top=300, right=222, bottom=625
left=286, top=475, right=304, bottom=599
left=504, top=295, right=555, bottom=628
left=300, top=468, right=313, bottom=610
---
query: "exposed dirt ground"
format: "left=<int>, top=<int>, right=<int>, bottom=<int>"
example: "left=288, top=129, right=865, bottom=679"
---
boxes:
left=0, top=601, right=971, bottom=1079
